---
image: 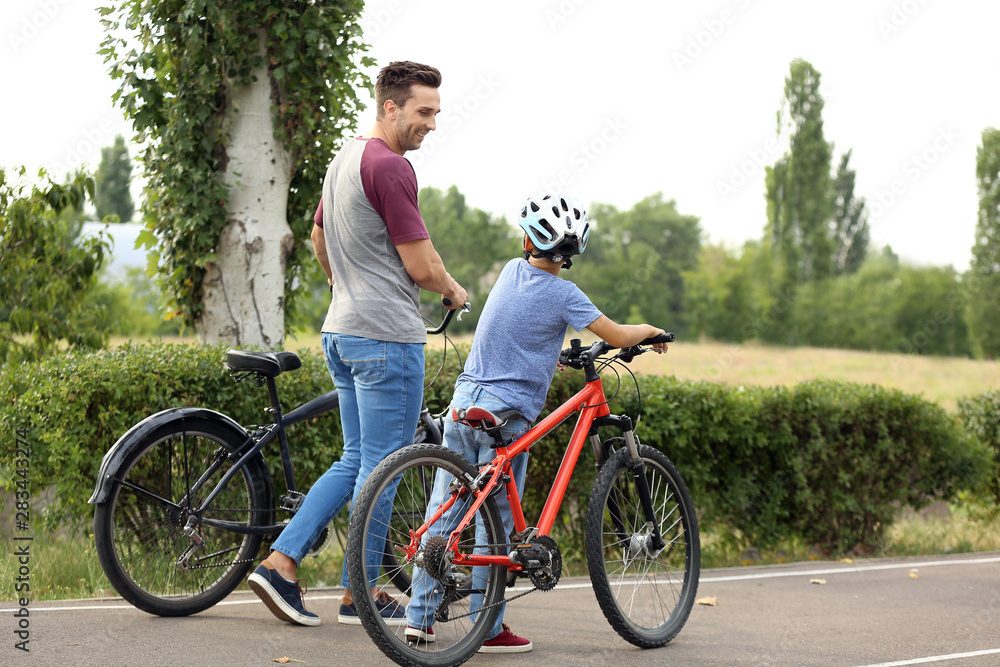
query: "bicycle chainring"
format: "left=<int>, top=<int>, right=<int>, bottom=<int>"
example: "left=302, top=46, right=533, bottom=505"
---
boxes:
left=519, top=535, right=562, bottom=591
left=305, top=521, right=334, bottom=558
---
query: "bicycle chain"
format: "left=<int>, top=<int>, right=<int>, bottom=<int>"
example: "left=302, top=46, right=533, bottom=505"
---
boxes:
left=175, top=507, right=277, bottom=570
left=432, top=539, right=553, bottom=622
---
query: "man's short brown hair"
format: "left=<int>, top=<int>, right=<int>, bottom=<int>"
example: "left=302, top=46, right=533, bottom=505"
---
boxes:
left=375, top=61, right=442, bottom=119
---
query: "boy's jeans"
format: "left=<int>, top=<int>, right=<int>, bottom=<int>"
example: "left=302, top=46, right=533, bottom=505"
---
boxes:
left=271, top=333, right=424, bottom=588
left=407, top=381, right=529, bottom=640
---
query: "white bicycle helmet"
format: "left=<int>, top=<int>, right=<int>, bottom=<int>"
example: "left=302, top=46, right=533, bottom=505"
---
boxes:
left=518, top=195, right=590, bottom=265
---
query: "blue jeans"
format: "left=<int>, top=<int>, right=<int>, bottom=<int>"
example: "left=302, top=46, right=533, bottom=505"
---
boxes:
left=407, top=381, right=529, bottom=640
left=271, top=333, right=424, bottom=588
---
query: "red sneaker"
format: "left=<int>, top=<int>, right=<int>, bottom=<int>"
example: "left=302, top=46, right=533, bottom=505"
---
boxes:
left=404, top=625, right=436, bottom=643
left=477, top=624, right=533, bottom=653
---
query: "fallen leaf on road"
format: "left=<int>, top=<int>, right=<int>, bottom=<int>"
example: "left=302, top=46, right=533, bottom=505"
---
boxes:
left=810, top=578, right=827, bottom=585
left=696, top=596, right=718, bottom=606
left=273, top=658, right=305, bottom=664
left=910, top=569, right=919, bottom=579
left=839, top=557, right=853, bottom=563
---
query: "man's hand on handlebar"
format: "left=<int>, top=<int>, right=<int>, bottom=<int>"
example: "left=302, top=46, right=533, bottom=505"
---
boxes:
left=441, top=285, right=469, bottom=310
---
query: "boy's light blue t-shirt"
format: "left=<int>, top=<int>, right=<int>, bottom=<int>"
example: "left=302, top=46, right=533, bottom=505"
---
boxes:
left=457, top=258, right=603, bottom=422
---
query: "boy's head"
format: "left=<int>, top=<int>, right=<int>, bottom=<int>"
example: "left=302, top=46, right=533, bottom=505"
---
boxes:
left=519, top=195, right=590, bottom=269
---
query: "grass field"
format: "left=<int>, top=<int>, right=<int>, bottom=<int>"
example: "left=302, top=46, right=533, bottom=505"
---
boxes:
left=283, top=331, right=999, bottom=411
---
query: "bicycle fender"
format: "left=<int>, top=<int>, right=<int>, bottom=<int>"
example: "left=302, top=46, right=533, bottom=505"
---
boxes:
left=88, top=407, right=254, bottom=505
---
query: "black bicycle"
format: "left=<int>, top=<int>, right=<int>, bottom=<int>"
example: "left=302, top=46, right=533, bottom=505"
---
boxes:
left=89, top=306, right=463, bottom=617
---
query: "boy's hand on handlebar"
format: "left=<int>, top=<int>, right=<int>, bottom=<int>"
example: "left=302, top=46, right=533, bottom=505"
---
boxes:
left=648, top=327, right=669, bottom=354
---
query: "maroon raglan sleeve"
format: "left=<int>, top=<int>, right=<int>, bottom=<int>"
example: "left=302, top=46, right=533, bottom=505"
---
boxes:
left=359, top=142, right=430, bottom=245
left=314, top=198, right=324, bottom=228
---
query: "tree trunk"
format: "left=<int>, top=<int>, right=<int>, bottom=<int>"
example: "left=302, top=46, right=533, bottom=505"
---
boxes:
left=197, top=48, right=293, bottom=349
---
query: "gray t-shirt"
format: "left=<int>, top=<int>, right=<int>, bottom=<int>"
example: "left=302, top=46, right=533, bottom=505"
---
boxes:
left=320, top=138, right=430, bottom=343
left=458, top=258, right=603, bottom=421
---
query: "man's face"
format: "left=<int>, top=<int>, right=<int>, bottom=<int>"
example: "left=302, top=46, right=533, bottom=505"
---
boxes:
left=392, top=84, right=440, bottom=153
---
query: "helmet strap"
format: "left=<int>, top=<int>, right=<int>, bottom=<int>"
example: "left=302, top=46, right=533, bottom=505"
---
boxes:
left=524, top=249, right=572, bottom=270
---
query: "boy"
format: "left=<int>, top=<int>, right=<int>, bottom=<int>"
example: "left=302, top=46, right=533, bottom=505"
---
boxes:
left=405, top=194, right=668, bottom=652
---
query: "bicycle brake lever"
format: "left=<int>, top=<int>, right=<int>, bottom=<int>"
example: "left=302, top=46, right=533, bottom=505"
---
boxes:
left=457, top=302, right=471, bottom=322
left=618, top=346, right=640, bottom=363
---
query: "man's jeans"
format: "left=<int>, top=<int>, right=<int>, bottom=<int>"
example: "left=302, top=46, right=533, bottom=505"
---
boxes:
left=271, top=333, right=424, bottom=588
left=407, top=381, right=529, bottom=640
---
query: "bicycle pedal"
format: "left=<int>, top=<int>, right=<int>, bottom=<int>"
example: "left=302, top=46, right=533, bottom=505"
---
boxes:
left=279, top=491, right=305, bottom=512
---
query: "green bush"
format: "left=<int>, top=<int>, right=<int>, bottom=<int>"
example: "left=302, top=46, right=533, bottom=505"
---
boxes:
left=0, top=341, right=341, bottom=530
left=0, top=341, right=990, bottom=559
left=563, top=375, right=987, bottom=555
left=958, top=391, right=1000, bottom=505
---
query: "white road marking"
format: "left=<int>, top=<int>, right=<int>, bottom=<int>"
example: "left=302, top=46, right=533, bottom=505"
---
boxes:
left=857, top=648, right=1000, bottom=666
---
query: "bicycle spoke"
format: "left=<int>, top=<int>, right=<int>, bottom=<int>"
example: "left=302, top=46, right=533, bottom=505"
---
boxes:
left=588, top=445, right=700, bottom=648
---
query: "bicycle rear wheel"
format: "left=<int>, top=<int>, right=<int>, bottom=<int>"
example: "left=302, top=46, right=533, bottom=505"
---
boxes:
left=347, top=444, right=506, bottom=667
left=586, top=443, right=700, bottom=648
left=94, top=418, right=272, bottom=616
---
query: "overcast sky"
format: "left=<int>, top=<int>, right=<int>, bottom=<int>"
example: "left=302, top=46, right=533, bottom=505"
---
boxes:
left=4, top=0, right=999, bottom=271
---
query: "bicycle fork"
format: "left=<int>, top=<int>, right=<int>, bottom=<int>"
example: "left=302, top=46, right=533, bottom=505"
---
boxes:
left=591, top=418, right=666, bottom=556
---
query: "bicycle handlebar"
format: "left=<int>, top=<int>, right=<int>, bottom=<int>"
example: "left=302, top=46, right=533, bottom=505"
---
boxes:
left=425, top=299, right=472, bottom=335
left=559, top=332, right=675, bottom=368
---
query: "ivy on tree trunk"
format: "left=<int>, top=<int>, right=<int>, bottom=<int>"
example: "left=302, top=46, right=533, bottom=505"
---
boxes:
left=100, top=0, right=373, bottom=346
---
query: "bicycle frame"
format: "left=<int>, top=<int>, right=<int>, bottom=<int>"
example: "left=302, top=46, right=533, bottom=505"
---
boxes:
left=188, top=305, right=465, bottom=536
left=189, top=384, right=339, bottom=536
left=412, top=371, right=628, bottom=570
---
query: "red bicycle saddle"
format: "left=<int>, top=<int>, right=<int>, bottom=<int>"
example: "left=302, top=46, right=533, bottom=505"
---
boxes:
left=452, top=406, right=524, bottom=432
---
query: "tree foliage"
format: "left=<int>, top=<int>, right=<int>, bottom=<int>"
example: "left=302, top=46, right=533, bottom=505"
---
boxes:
left=967, top=127, right=1000, bottom=359
left=95, top=134, right=134, bottom=222
left=0, top=168, right=111, bottom=363
left=831, top=150, right=869, bottom=275
left=683, top=241, right=972, bottom=357
left=418, top=185, right=521, bottom=331
left=99, top=0, right=372, bottom=330
left=766, top=59, right=835, bottom=284
left=573, top=193, right=701, bottom=333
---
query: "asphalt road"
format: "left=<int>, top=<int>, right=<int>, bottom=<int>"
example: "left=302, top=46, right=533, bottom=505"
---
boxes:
left=5, top=551, right=1000, bottom=666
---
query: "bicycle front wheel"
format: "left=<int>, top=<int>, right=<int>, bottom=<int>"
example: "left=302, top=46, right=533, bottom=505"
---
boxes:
left=586, top=443, right=700, bottom=648
left=347, top=444, right=506, bottom=667
left=94, top=417, right=272, bottom=616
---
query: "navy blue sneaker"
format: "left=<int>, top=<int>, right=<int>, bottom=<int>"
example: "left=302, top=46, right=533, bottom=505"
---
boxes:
left=337, top=591, right=407, bottom=626
left=247, top=562, right=320, bottom=626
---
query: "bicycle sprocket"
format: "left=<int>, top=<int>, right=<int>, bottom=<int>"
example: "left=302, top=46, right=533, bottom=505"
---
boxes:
left=420, top=534, right=452, bottom=581
left=511, top=535, right=562, bottom=591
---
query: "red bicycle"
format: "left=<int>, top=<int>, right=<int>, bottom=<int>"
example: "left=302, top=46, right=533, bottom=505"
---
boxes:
left=346, top=334, right=700, bottom=666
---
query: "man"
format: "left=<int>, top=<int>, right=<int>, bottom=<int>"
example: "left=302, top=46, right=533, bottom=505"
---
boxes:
left=248, top=61, right=467, bottom=627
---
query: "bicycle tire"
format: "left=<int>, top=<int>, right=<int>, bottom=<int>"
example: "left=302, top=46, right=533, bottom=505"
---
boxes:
left=347, top=444, right=506, bottom=667
left=586, top=443, right=700, bottom=648
left=94, top=417, right=272, bottom=616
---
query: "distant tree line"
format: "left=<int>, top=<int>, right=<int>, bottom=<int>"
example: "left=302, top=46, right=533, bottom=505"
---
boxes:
left=4, top=60, right=998, bottom=361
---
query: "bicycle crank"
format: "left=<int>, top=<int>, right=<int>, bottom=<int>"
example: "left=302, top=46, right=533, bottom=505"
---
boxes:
left=510, top=535, right=562, bottom=591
